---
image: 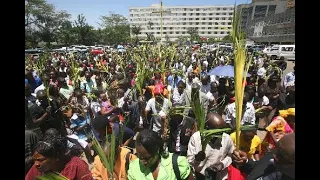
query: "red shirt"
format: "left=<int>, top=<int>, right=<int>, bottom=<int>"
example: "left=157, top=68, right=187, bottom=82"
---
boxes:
left=25, top=156, right=92, bottom=180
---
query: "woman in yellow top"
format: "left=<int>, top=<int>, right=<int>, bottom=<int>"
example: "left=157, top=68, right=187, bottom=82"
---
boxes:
left=91, top=139, right=137, bottom=180
left=230, top=127, right=262, bottom=161
left=127, top=129, right=195, bottom=180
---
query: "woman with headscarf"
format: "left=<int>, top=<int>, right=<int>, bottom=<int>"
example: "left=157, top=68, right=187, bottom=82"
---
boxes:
left=261, top=108, right=295, bottom=156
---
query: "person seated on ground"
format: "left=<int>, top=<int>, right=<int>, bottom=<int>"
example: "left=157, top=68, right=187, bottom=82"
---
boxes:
left=128, top=129, right=195, bottom=180
left=91, top=136, right=137, bottom=180
left=25, top=134, right=92, bottom=180
left=230, top=124, right=262, bottom=161
left=187, top=112, right=235, bottom=180
left=232, top=133, right=295, bottom=180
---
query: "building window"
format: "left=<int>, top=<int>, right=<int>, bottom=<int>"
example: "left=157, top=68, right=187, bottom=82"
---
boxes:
left=176, top=32, right=180, bottom=34
left=209, top=18, right=212, bottom=20
left=209, top=22, right=212, bottom=25
left=183, top=13, right=186, bottom=16
left=196, top=22, right=199, bottom=25
left=228, top=22, right=232, bottom=25
left=229, top=13, right=233, bottom=15
left=201, top=27, right=205, bottom=29
left=189, top=22, right=193, bottom=25
left=196, top=18, right=199, bottom=20
left=157, top=32, right=160, bottom=34
left=170, top=32, right=173, bottom=34
left=214, top=32, right=218, bottom=34
left=217, top=8, right=220, bottom=11
left=201, top=32, right=205, bottom=34
left=209, top=13, right=213, bottom=16
left=216, top=13, right=220, bottom=15
left=222, top=18, right=226, bottom=20
left=196, top=13, right=200, bottom=16
left=196, top=8, right=200, bottom=11
left=202, top=18, right=206, bottom=20
left=208, top=32, right=212, bottom=34
left=223, top=8, right=227, bottom=10
left=222, top=13, right=227, bottom=15
left=215, top=22, right=219, bottom=25
left=189, top=18, right=193, bottom=20
left=208, top=27, right=212, bottom=29
left=182, top=32, right=185, bottom=34
left=183, top=22, right=186, bottom=25
left=202, top=22, right=206, bottom=25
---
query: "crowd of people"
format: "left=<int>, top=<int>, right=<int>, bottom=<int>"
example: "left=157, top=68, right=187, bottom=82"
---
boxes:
left=25, top=45, right=295, bottom=180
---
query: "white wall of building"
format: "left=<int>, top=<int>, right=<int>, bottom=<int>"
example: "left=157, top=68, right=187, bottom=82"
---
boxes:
left=129, top=4, right=234, bottom=41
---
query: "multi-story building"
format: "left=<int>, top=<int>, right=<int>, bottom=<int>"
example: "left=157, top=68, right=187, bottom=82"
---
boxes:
left=129, top=4, right=234, bottom=41
left=237, top=0, right=295, bottom=44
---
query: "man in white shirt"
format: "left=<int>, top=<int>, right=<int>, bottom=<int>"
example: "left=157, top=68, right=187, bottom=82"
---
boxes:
left=224, top=92, right=256, bottom=129
left=200, top=75, right=211, bottom=94
left=188, top=112, right=235, bottom=180
left=283, top=66, right=295, bottom=88
left=33, top=74, right=49, bottom=96
left=144, top=87, right=171, bottom=135
left=185, top=72, right=200, bottom=91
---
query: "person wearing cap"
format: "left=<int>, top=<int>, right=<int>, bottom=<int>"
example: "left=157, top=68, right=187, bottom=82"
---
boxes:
left=144, top=84, right=171, bottom=136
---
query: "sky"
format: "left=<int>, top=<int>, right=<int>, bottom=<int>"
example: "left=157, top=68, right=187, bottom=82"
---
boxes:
left=47, top=0, right=250, bottom=28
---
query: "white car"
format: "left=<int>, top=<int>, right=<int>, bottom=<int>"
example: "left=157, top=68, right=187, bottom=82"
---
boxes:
left=262, top=47, right=271, bottom=54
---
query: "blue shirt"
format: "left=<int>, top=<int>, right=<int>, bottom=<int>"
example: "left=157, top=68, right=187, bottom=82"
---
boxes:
left=167, top=75, right=182, bottom=88
left=112, top=123, right=135, bottom=144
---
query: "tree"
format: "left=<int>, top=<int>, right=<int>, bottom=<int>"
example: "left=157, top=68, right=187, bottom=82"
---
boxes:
left=57, top=20, right=76, bottom=47
left=74, top=14, right=93, bottom=45
left=222, top=34, right=233, bottom=42
left=207, top=37, right=216, bottom=44
left=131, top=25, right=141, bottom=43
left=165, top=34, right=170, bottom=42
left=35, top=10, right=71, bottom=48
left=187, top=27, right=199, bottom=42
left=145, top=21, right=155, bottom=42
left=25, top=0, right=54, bottom=28
left=100, top=12, right=130, bottom=44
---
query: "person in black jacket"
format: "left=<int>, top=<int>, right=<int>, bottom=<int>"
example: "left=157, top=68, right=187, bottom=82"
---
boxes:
left=232, top=133, right=295, bottom=180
